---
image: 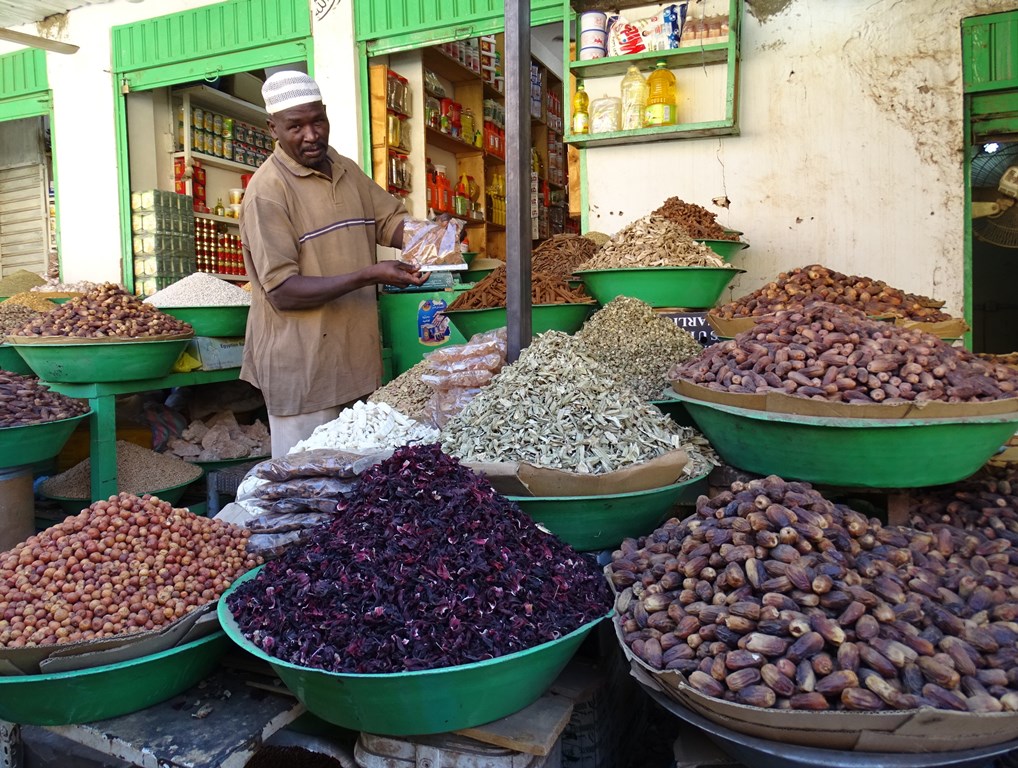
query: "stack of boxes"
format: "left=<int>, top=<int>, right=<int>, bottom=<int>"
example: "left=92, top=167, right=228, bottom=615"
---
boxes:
left=130, top=190, right=196, bottom=297
left=530, top=61, right=544, bottom=120
left=174, top=156, right=207, bottom=213
left=479, top=35, right=502, bottom=93
left=483, top=98, right=506, bottom=159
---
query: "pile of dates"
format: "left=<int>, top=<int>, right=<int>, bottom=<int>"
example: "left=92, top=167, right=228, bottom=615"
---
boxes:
left=670, top=303, right=1018, bottom=404
left=609, top=474, right=1018, bottom=713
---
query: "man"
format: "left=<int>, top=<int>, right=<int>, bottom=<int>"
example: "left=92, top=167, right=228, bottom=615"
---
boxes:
left=240, top=71, right=427, bottom=457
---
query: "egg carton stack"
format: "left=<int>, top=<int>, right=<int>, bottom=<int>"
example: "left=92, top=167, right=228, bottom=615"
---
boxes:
left=130, top=189, right=197, bottom=297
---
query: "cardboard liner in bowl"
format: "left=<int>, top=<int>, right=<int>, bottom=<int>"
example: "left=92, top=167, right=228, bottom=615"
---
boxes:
left=704, top=311, right=967, bottom=341
left=611, top=614, right=1018, bottom=753
left=6, top=331, right=194, bottom=345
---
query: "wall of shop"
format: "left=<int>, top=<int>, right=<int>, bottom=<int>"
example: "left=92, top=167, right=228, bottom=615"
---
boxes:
left=581, top=0, right=1009, bottom=315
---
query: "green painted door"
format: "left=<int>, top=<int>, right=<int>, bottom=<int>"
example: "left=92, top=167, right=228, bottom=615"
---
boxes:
left=111, top=0, right=313, bottom=290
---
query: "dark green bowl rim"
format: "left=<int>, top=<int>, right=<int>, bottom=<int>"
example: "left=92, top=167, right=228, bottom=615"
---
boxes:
left=574, top=267, right=746, bottom=276
left=443, top=302, right=597, bottom=315
left=694, top=238, right=749, bottom=248
left=506, top=470, right=709, bottom=502
left=0, top=411, right=91, bottom=434
left=219, top=567, right=611, bottom=680
left=0, top=631, right=225, bottom=684
left=41, top=472, right=202, bottom=505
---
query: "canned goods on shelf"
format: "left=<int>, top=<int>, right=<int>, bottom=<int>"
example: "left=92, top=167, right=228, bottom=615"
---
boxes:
left=213, top=137, right=224, bottom=158
left=223, top=117, right=234, bottom=139
left=213, top=114, right=223, bottom=136
left=203, top=111, right=213, bottom=133
left=223, top=139, right=233, bottom=161
left=192, top=107, right=204, bottom=130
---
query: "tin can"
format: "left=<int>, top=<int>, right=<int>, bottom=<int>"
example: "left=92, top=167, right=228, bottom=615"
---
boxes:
left=203, top=110, right=214, bottom=133
left=234, top=123, right=247, bottom=143
left=192, top=107, right=204, bottom=130
left=213, top=136, right=224, bottom=158
left=222, top=117, right=233, bottom=139
left=203, top=132, right=215, bottom=155
left=191, top=127, right=202, bottom=150
left=222, top=138, right=233, bottom=161
left=213, top=113, right=223, bottom=136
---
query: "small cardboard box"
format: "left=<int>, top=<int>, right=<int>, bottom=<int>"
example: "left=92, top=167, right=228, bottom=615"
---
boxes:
left=182, top=336, right=245, bottom=371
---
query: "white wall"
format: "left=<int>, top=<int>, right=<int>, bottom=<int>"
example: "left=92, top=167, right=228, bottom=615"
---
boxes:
left=582, top=0, right=1013, bottom=315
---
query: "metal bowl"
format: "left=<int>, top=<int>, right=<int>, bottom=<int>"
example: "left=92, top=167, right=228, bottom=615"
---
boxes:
left=159, top=305, right=249, bottom=337
left=0, top=343, right=32, bottom=374
left=694, top=239, right=749, bottom=261
left=576, top=267, right=744, bottom=310
left=0, top=412, right=89, bottom=470
left=442, top=302, right=596, bottom=339
left=8, top=337, right=191, bottom=383
left=42, top=472, right=202, bottom=514
left=0, top=632, right=228, bottom=726
left=218, top=568, right=608, bottom=736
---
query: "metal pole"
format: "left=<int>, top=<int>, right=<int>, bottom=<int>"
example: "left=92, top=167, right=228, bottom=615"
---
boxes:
left=504, top=0, right=532, bottom=362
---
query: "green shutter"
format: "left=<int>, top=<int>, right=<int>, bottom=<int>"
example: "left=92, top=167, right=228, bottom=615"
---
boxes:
left=963, top=10, right=1018, bottom=93
left=356, top=0, right=561, bottom=51
left=0, top=48, right=50, bottom=121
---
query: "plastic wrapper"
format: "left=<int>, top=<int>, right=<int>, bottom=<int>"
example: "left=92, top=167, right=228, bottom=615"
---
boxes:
left=422, top=328, right=507, bottom=427
left=246, top=511, right=334, bottom=533
left=268, top=498, right=342, bottom=515
left=401, top=216, right=466, bottom=269
left=247, top=530, right=309, bottom=559
left=607, top=3, right=687, bottom=56
left=420, top=366, right=496, bottom=389
left=255, top=449, right=389, bottom=482
left=590, top=96, right=622, bottom=134
left=427, top=387, right=482, bottom=428
left=424, top=328, right=506, bottom=370
left=254, top=476, right=359, bottom=501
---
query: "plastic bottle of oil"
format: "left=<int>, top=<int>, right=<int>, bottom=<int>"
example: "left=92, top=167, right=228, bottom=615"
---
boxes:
left=645, top=61, right=677, bottom=127
left=571, top=82, right=590, bottom=135
left=620, top=65, right=648, bottom=131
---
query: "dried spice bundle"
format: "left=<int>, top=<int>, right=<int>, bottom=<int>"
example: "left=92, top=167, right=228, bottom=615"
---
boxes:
left=448, top=265, right=590, bottom=311
left=670, top=302, right=1018, bottom=403
left=610, top=475, right=1018, bottom=713
left=532, top=234, right=600, bottom=278
left=652, top=197, right=739, bottom=241
left=226, top=444, right=611, bottom=674
left=713, top=264, right=951, bottom=322
left=578, top=215, right=727, bottom=270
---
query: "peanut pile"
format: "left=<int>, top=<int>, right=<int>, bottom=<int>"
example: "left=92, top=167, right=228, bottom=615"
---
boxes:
left=652, top=197, right=740, bottom=241
left=714, top=265, right=951, bottom=322
left=669, top=303, right=1018, bottom=403
left=610, top=475, right=1018, bottom=713
left=0, top=372, right=89, bottom=428
left=12, top=283, right=191, bottom=339
left=0, top=493, right=260, bottom=648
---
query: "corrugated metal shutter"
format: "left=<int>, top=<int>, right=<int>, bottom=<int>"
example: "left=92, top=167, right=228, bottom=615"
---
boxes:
left=963, top=10, right=1018, bottom=93
left=0, top=164, right=47, bottom=277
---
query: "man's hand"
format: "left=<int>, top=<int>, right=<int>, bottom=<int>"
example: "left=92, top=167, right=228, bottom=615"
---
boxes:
left=375, top=260, right=427, bottom=288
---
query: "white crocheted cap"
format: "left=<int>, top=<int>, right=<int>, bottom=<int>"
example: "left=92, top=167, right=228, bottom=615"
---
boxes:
left=262, top=71, right=322, bottom=115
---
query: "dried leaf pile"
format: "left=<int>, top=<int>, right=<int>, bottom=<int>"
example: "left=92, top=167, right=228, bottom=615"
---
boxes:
left=578, top=215, right=728, bottom=270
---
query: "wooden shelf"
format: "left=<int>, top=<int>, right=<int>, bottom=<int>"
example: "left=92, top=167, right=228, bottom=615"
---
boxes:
left=175, top=151, right=260, bottom=174
left=423, top=48, right=482, bottom=84
left=483, top=81, right=504, bottom=101
left=484, top=152, right=506, bottom=165
left=569, top=42, right=730, bottom=78
left=565, top=119, right=738, bottom=147
left=425, top=126, right=482, bottom=155
left=196, top=213, right=240, bottom=227
left=173, top=84, right=267, bottom=126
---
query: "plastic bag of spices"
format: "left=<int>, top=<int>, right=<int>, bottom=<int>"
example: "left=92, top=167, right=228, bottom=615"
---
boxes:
left=254, top=449, right=389, bottom=482
left=401, top=216, right=466, bottom=269
left=254, top=476, right=359, bottom=501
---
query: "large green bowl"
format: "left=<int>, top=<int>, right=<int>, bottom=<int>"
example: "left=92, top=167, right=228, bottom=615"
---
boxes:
left=218, top=568, right=607, bottom=735
left=0, top=411, right=89, bottom=470
left=507, top=472, right=709, bottom=551
left=694, top=239, right=749, bottom=261
left=42, top=473, right=201, bottom=513
left=0, top=632, right=228, bottom=725
left=9, top=337, right=191, bottom=383
left=159, top=306, right=249, bottom=337
left=461, top=267, right=495, bottom=283
left=575, top=267, right=744, bottom=310
left=650, top=397, right=695, bottom=427
left=675, top=394, right=1018, bottom=488
left=0, top=343, right=32, bottom=374
left=442, top=302, right=596, bottom=339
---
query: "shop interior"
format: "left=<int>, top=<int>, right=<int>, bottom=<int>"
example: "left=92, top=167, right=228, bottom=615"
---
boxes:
left=0, top=115, right=55, bottom=278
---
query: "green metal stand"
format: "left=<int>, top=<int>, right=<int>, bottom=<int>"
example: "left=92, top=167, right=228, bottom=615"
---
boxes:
left=45, top=368, right=239, bottom=502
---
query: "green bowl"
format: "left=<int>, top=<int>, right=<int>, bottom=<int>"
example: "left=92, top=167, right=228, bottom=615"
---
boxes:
left=575, top=267, right=744, bottom=310
left=0, top=343, right=32, bottom=374
left=9, top=337, right=191, bottom=383
left=461, top=251, right=479, bottom=267
left=159, top=306, right=249, bottom=337
left=442, top=302, right=596, bottom=339
left=0, top=412, right=89, bottom=470
left=218, top=568, right=607, bottom=735
left=461, top=267, right=495, bottom=283
left=0, top=632, right=228, bottom=725
left=43, top=474, right=201, bottom=513
left=508, top=472, right=709, bottom=551
left=675, top=394, right=1018, bottom=488
left=695, top=239, right=749, bottom=261
left=649, top=398, right=695, bottom=427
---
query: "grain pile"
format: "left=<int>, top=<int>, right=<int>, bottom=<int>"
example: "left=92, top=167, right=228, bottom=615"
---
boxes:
left=610, top=474, right=1018, bottom=713
left=145, top=273, right=251, bottom=307
left=670, top=302, right=1018, bottom=404
left=713, top=264, right=952, bottom=322
left=441, top=331, right=714, bottom=476
left=13, top=283, right=192, bottom=339
left=2, top=293, right=58, bottom=312
left=0, top=270, right=45, bottom=296
left=368, top=360, right=434, bottom=422
left=447, top=265, right=590, bottom=311
left=40, top=441, right=203, bottom=500
left=0, top=372, right=89, bottom=427
left=578, top=215, right=727, bottom=270
left=652, top=197, right=740, bottom=241
left=0, top=493, right=259, bottom=648
left=532, top=234, right=599, bottom=277
left=577, top=296, right=702, bottom=400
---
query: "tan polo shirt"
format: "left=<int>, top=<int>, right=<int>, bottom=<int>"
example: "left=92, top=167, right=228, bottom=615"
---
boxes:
left=239, top=145, right=406, bottom=416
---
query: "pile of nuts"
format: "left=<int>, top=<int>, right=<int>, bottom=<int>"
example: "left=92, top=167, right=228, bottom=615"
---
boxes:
left=447, top=266, right=590, bottom=311
left=669, top=303, right=1018, bottom=404
left=0, top=493, right=260, bottom=648
left=652, top=197, right=740, bottom=241
left=0, top=372, right=89, bottom=428
left=368, top=360, right=434, bottom=423
left=0, top=303, right=44, bottom=336
left=609, top=475, right=1018, bottom=713
left=12, top=283, right=192, bottom=339
left=908, top=465, right=1018, bottom=544
left=578, top=215, right=727, bottom=270
left=577, top=296, right=702, bottom=400
left=713, top=264, right=951, bottom=322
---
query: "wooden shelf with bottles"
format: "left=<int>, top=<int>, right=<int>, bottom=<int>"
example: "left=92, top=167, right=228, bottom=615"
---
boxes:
left=564, top=0, right=742, bottom=148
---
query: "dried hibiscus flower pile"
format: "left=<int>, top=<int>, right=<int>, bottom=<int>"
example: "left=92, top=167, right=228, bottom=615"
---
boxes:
left=226, top=443, right=612, bottom=673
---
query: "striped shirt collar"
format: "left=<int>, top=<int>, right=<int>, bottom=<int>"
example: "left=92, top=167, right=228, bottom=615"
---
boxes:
left=270, top=143, right=347, bottom=183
